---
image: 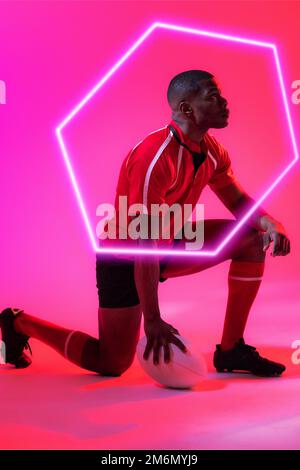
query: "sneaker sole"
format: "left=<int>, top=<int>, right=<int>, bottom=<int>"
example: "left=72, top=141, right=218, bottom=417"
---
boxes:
left=216, top=367, right=285, bottom=377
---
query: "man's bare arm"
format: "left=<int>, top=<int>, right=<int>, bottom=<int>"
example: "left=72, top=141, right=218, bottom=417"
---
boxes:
left=133, top=230, right=187, bottom=365
left=134, top=237, right=161, bottom=322
left=214, top=181, right=291, bottom=257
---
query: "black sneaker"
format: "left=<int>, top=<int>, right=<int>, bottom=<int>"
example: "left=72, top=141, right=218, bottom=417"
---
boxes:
left=213, top=338, right=285, bottom=377
left=0, top=308, right=32, bottom=369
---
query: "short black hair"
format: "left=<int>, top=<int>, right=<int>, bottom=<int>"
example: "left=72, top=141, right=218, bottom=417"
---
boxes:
left=167, top=70, right=214, bottom=108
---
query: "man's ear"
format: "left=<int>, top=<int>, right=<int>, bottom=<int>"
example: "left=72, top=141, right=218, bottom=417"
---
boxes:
left=179, top=101, right=193, bottom=116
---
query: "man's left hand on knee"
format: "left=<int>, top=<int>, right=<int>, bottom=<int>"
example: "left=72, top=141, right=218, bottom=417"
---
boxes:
left=261, top=216, right=291, bottom=257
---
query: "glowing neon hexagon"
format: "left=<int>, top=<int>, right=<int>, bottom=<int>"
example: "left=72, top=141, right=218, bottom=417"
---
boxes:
left=55, top=21, right=298, bottom=258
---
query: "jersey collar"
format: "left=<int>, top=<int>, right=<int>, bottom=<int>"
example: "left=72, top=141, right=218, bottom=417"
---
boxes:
left=168, top=119, right=207, bottom=153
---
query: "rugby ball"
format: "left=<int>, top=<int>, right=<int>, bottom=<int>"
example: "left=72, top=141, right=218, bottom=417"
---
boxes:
left=136, top=335, right=207, bottom=389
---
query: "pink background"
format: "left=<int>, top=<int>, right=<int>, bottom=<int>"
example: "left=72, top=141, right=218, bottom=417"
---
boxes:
left=1, top=0, right=300, bottom=451
left=1, top=0, right=299, bottom=343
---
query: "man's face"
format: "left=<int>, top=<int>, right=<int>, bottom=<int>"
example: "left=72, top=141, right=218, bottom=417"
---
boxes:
left=184, top=78, right=229, bottom=129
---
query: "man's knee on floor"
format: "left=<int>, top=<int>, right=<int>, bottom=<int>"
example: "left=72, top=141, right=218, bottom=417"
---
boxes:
left=97, top=344, right=137, bottom=376
left=79, top=337, right=135, bottom=376
left=98, top=356, right=135, bottom=377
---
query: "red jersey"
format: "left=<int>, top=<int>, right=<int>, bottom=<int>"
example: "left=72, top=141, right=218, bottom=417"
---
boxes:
left=99, top=119, right=238, bottom=260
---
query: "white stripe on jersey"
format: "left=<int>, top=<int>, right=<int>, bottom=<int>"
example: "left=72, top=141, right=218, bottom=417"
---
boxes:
left=142, top=132, right=173, bottom=210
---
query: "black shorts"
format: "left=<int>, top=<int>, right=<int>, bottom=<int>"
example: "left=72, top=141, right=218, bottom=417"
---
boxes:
left=96, top=254, right=169, bottom=308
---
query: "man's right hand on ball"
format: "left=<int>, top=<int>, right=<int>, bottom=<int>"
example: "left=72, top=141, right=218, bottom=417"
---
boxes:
left=143, top=317, right=188, bottom=365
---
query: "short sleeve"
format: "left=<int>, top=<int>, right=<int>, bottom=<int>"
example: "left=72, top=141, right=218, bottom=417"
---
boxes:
left=208, top=144, right=238, bottom=193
